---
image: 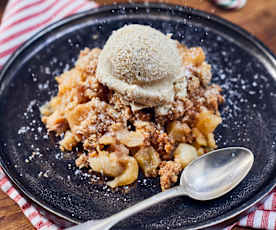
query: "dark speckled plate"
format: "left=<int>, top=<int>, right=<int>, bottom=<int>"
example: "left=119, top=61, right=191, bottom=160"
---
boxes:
left=1, top=3, right=276, bottom=230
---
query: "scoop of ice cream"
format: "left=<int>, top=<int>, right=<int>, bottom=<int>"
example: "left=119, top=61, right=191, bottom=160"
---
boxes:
left=96, top=24, right=184, bottom=107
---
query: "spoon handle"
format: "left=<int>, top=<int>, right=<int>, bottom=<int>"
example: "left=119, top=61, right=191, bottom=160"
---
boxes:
left=68, top=186, right=185, bottom=230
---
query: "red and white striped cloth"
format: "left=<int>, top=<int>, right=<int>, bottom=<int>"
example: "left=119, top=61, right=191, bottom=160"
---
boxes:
left=0, top=0, right=97, bottom=69
left=225, top=188, right=276, bottom=229
left=0, top=1, right=275, bottom=230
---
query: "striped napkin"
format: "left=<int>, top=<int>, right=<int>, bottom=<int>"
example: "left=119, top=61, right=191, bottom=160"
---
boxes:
left=1, top=0, right=275, bottom=230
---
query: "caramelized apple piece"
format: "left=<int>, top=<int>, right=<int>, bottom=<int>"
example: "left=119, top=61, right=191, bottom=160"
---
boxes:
left=174, top=143, right=198, bottom=168
left=167, top=121, right=191, bottom=142
left=135, top=146, right=161, bottom=177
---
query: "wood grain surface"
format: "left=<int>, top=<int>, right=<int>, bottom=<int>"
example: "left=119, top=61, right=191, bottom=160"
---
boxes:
left=1, top=0, right=276, bottom=229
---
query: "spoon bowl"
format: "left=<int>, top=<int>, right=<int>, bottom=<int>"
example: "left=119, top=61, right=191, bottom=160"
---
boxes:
left=181, top=147, right=254, bottom=200
left=68, top=147, right=254, bottom=230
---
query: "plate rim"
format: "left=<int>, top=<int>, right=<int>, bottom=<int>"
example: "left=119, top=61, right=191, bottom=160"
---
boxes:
left=0, top=3, right=276, bottom=230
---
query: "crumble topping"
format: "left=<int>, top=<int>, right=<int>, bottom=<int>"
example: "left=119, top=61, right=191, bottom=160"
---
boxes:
left=40, top=42, right=223, bottom=190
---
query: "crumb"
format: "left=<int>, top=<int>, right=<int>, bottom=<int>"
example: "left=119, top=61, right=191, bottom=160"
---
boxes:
left=39, top=44, right=223, bottom=190
left=159, top=161, right=182, bottom=191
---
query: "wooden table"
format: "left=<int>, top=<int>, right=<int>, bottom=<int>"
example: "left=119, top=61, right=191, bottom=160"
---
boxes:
left=1, top=0, right=276, bottom=229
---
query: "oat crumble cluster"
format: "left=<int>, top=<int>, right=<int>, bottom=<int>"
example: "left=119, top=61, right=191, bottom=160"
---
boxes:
left=40, top=42, right=223, bottom=191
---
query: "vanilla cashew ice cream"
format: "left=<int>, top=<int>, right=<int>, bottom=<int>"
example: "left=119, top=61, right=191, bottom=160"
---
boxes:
left=96, top=24, right=187, bottom=111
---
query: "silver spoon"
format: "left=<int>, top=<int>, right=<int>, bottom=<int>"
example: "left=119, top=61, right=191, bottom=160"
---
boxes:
left=68, top=147, right=254, bottom=230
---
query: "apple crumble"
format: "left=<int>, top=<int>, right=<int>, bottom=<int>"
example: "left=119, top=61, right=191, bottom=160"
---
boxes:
left=40, top=25, right=223, bottom=191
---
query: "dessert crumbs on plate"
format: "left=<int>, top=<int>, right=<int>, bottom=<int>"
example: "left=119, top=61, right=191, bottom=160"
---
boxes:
left=40, top=44, right=223, bottom=190
left=11, top=25, right=225, bottom=191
